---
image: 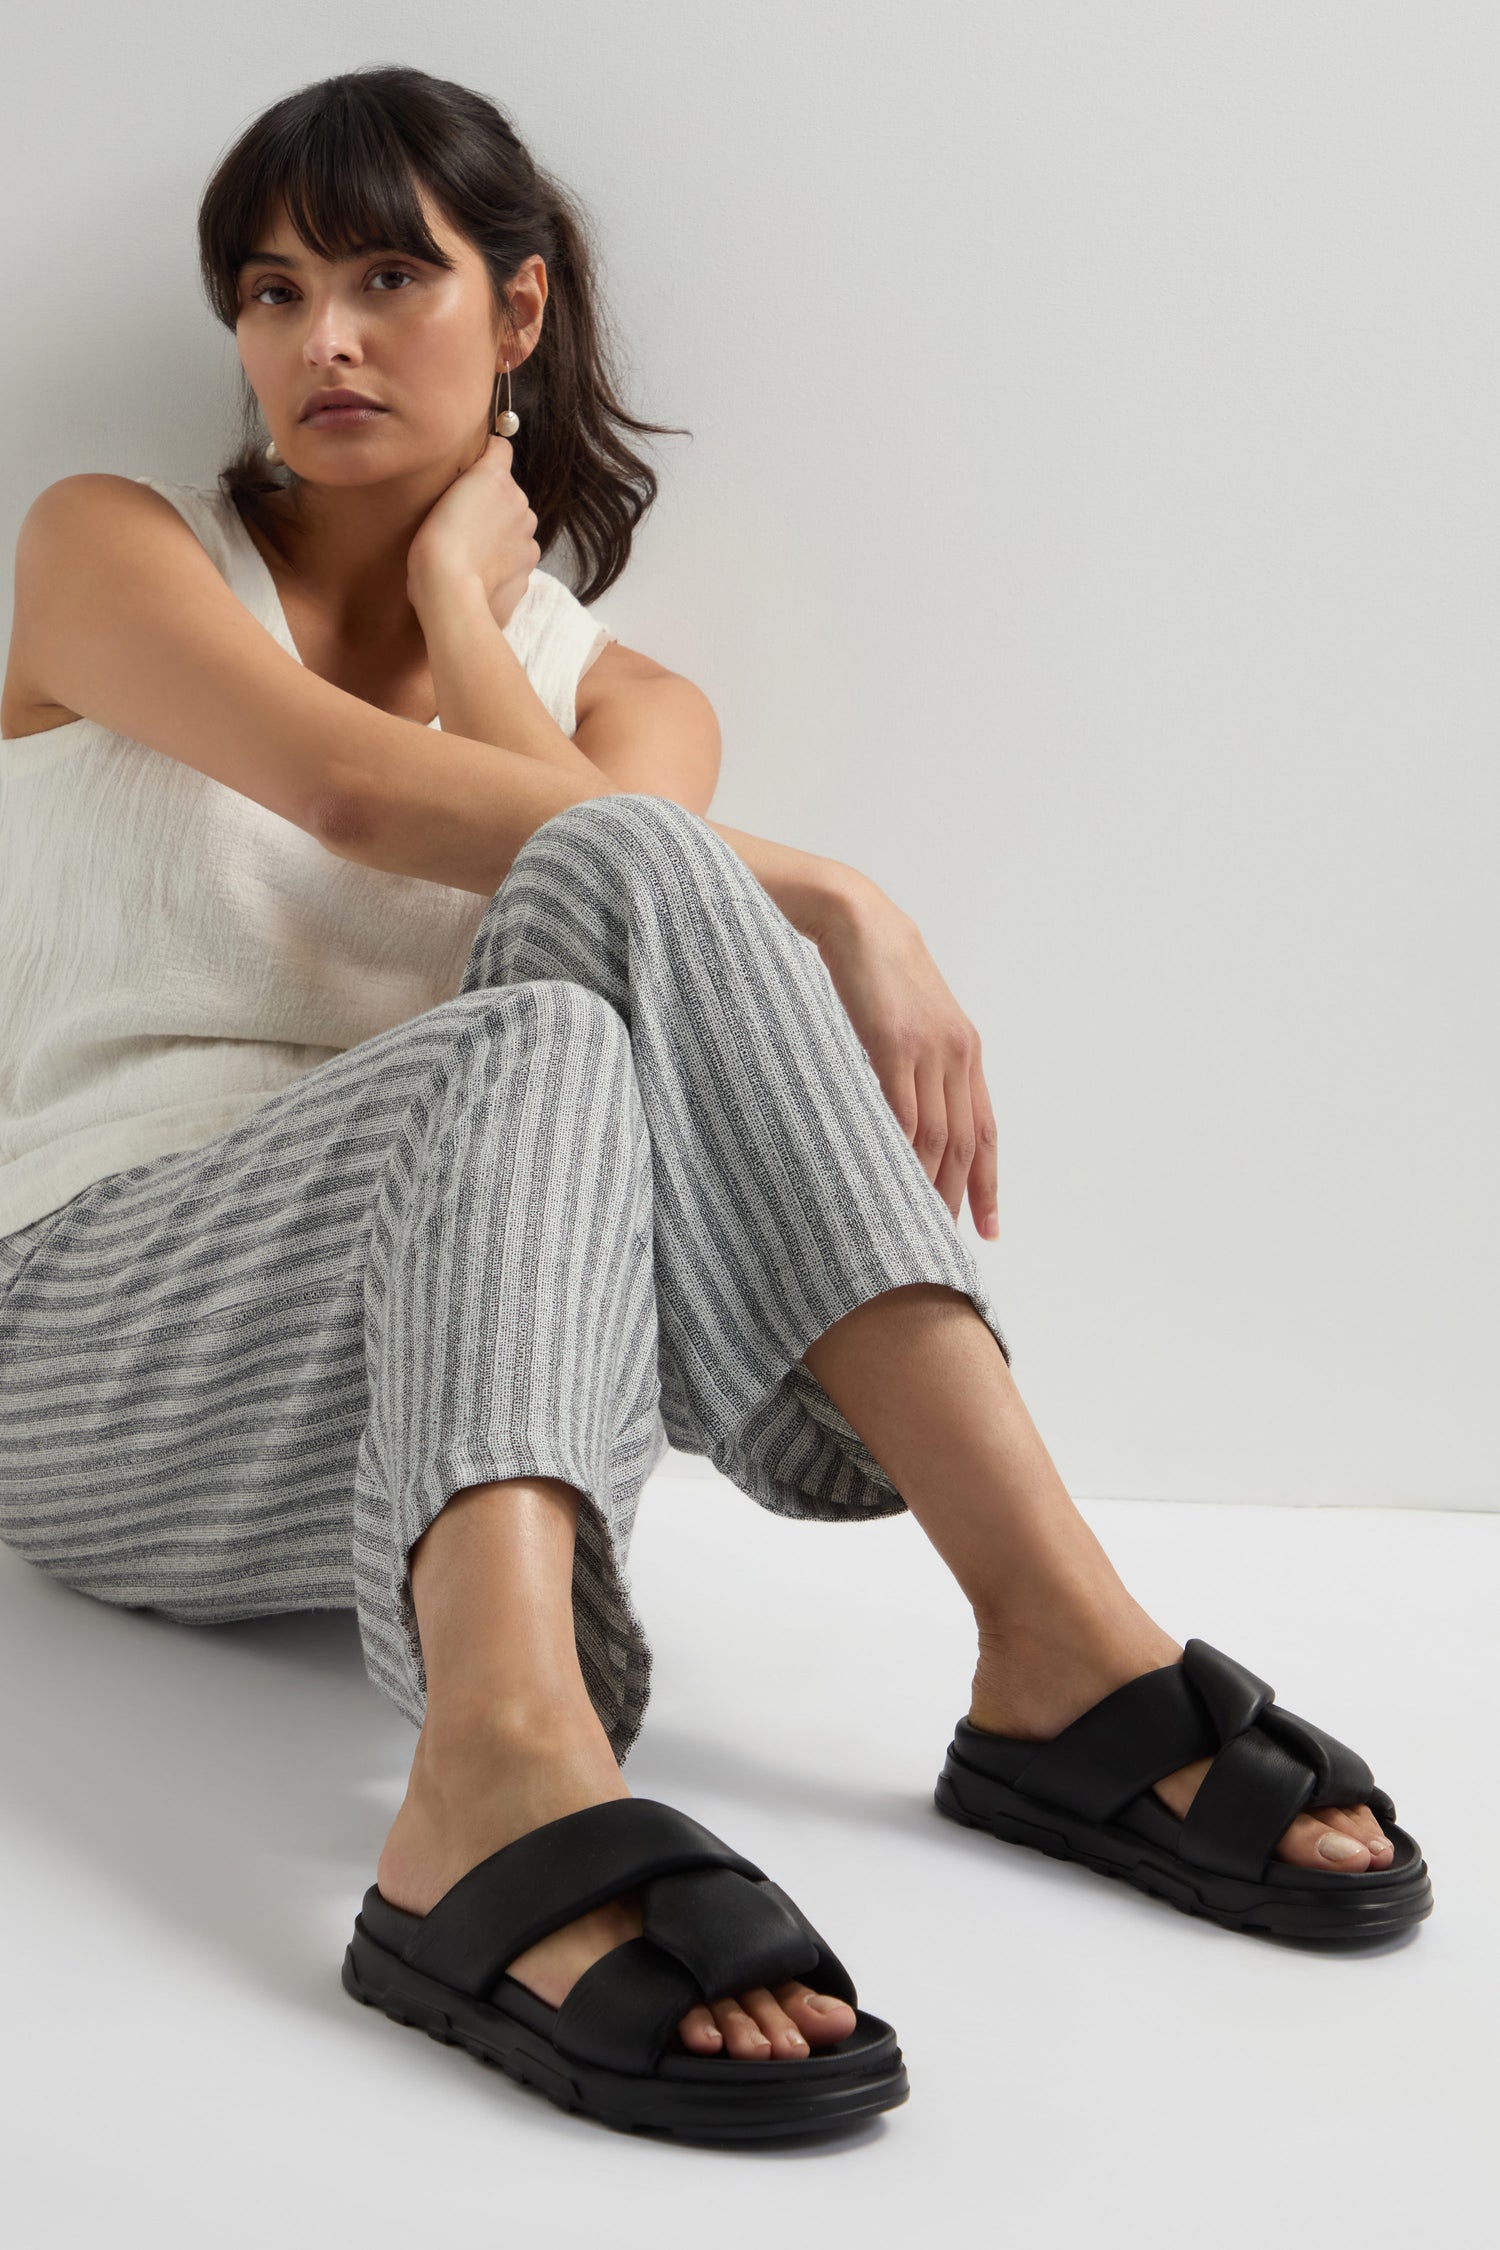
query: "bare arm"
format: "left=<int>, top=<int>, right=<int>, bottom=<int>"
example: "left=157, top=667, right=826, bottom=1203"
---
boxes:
left=699, top=818, right=876, bottom=947
left=385, top=568, right=876, bottom=939
left=420, top=573, right=603, bottom=787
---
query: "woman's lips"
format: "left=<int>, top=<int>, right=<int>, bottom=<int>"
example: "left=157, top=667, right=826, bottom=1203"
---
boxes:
left=302, top=404, right=387, bottom=428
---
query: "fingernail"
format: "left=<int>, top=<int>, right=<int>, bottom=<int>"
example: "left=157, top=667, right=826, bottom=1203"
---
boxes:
left=1318, top=1833, right=1365, bottom=1862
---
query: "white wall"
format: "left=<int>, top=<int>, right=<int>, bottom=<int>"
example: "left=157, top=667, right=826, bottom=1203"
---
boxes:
left=3, top=3, right=1494, bottom=1508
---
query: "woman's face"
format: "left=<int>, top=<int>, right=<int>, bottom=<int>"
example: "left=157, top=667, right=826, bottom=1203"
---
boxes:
left=234, top=179, right=545, bottom=489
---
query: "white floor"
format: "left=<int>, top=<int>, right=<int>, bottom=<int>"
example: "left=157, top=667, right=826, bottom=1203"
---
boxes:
left=1, top=1475, right=1489, bottom=2250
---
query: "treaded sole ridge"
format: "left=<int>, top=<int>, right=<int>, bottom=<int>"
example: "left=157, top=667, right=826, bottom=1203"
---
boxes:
left=934, top=1759, right=1434, bottom=1942
left=341, top=1921, right=910, bottom=2142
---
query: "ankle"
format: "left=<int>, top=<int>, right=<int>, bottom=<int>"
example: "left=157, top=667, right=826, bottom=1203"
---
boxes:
left=413, top=1691, right=614, bottom=1785
left=968, top=1595, right=1183, bottom=1738
left=971, top=1565, right=1154, bottom=1660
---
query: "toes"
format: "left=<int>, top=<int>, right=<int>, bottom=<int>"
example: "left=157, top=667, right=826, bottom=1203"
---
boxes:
left=707, top=1995, right=781, bottom=2059
left=676, top=2003, right=724, bottom=2053
left=1276, top=1804, right=1386, bottom=1873
left=1344, top=1802, right=1394, bottom=1859
left=683, top=1984, right=856, bottom=2060
left=736, top=1985, right=811, bottom=2058
left=775, top=1978, right=858, bottom=2045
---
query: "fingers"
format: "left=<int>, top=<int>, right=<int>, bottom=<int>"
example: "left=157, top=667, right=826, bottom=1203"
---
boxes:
left=967, top=1045, right=1002, bottom=1239
left=933, top=1051, right=978, bottom=1223
left=883, top=1055, right=921, bottom=1154
left=910, top=1049, right=947, bottom=1192
left=890, top=1020, right=998, bottom=1242
left=913, top=1040, right=978, bottom=1224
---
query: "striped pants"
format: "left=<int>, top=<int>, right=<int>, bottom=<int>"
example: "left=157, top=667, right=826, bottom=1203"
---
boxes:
left=0, top=794, right=1011, bottom=1763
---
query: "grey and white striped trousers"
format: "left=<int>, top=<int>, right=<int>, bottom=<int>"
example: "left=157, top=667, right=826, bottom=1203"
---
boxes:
left=0, top=794, right=1011, bottom=1763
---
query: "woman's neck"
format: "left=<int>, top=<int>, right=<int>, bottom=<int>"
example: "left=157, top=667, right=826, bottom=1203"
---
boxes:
left=248, top=483, right=435, bottom=647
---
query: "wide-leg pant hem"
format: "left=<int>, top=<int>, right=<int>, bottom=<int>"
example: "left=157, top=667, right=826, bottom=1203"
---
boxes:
left=354, top=1430, right=659, bottom=1765
left=692, top=1228, right=1013, bottom=1528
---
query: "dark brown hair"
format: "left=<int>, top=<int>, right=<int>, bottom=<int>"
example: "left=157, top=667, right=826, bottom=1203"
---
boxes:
left=197, top=64, right=688, bottom=603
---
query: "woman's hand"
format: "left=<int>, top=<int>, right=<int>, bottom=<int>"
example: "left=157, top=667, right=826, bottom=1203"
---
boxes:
left=406, top=433, right=540, bottom=628
left=810, top=886, right=1002, bottom=1241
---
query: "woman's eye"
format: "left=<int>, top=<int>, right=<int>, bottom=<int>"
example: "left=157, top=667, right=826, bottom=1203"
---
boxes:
left=248, top=268, right=413, bottom=307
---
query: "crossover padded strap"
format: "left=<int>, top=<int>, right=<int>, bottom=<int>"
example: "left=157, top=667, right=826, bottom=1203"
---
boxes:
left=553, top=1938, right=707, bottom=2075
left=1183, top=1638, right=1278, bottom=1742
left=1010, top=1638, right=1396, bottom=1883
left=1175, top=1722, right=1317, bottom=1879
left=553, top=1868, right=854, bottom=2075
left=400, top=1798, right=765, bottom=1999
left=1257, top=1702, right=1391, bottom=1820
left=749, top=1879, right=859, bottom=2011
left=641, top=1864, right=819, bottom=2001
left=1012, top=1640, right=1274, bottom=1824
left=555, top=1863, right=854, bottom=2070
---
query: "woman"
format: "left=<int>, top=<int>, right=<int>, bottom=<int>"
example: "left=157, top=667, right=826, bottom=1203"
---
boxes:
left=0, top=66, right=1430, bottom=2143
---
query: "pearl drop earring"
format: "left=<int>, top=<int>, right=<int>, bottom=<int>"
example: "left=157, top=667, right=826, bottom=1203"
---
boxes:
left=492, top=363, right=520, bottom=438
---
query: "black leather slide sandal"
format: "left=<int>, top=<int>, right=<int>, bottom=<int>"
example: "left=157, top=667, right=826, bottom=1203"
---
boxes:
left=935, top=1638, right=1433, bottom=1943
left=342, top=1796, right=909, bottom=2142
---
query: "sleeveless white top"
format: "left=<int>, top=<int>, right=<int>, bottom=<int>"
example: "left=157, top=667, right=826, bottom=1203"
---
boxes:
left=0, top=476, right=618, bottom=1236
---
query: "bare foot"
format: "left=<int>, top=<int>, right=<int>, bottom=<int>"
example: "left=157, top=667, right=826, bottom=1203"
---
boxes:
left=967, top=1608, right=1395, bottom=1874
left=376, top=1706, right=858, bottom=2059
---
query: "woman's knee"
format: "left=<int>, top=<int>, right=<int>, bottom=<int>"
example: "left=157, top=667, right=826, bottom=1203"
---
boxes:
left=510, top=791, right=720, bottom=895
left=440, top=978, right=632, bottom=1065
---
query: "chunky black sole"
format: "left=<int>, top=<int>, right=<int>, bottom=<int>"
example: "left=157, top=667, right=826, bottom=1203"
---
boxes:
left=342, top=1916, right=910, bottom=2142
left=935, top=1746, right=1434, bottom=1943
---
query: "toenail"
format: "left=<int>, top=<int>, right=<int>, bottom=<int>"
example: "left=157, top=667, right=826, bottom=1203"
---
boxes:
left=786, top=2032, right=807, bottom=2048
left=1318, top=1833, right=1364, bottom=1862
left=805, top=1996, right=840, bottom=2013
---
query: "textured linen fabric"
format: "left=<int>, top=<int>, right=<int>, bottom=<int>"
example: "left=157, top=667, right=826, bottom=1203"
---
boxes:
left=0, top=794, right=1013, bottom=1762
left=0, top=474, right=618, bottom=1235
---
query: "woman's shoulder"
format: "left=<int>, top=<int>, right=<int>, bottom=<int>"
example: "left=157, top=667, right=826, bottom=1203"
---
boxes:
left=135, top=477, right=242, bottom=575
left=16, top=470, right=229, bottom=554
left=2, top=476, right=225, bottom=742
left=511, top=563, right=616, bottom=663
left=519, top=563, right=577, bottom=618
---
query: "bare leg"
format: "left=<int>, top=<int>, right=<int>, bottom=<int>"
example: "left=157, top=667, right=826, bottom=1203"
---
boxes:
left=375, top=1476, right=859, bottom=2058
left=802, top=1284, right=1393, bottom=1873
